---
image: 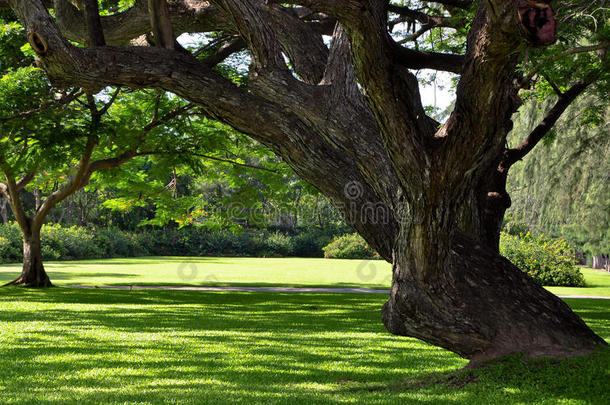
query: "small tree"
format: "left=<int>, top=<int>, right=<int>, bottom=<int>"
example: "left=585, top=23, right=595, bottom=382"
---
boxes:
left=0, top=65, right=198, bottom=286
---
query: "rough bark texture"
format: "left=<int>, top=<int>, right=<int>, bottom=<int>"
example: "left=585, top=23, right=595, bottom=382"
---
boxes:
left=5, top=0, right=607, bottom=361
left=0, top=196, right=8, bottom=223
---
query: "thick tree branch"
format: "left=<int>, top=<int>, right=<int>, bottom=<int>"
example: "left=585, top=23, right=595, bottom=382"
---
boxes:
left=148, top=0, right=175, bottom=49
left=391, top=43, right=464, bottom=74
left=263, top=4, right=329, bottom=84
left=10, top=0, right=400, bottom=260
left=53, top=0, right=232, bottom=46
left=436, top=1, right=532, bottom=189
left=16, top=171, right=37, bottom=191
left=82, top=0, right=106, bottom=46
left=208, top=0, right=328, bottom=128
left=2, top=169, right=29, bottom=230
left=85, top=149, right=137, bottom=176
left=201, top=38, right=246, bottom=67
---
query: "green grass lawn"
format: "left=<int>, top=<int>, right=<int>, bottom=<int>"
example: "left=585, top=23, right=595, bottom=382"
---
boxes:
left=0, top=257, right=395, bottom=289
left=1, top=257, right=609, bottom=296
left=548, top=268, right=610, bottom=297
left=0, top=288, right=608, bottom=404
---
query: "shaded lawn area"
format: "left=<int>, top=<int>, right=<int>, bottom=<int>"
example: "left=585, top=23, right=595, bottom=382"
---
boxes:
left=0, top=288, right=608, bottom=404
left=1, top=258, right=609, bottom=297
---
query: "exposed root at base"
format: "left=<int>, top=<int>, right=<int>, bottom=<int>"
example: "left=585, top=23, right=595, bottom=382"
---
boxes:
left=2, top=277, right=53, bottom=288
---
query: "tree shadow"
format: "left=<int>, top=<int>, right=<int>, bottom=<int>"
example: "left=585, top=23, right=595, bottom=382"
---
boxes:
left=0, top=289, right=607, bottom=404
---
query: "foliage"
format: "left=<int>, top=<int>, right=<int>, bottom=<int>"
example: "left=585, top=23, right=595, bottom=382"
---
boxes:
left=506, top=95, right=610, bottom=257
left=0, top=222, right=20, bottom=262
left=292, top=226, right=344, bottom=258
left=0, top=223, right=357, bottom=263
left=323, top=233, right=381, bottom=260
left=500, top=232, right=585, bottom=287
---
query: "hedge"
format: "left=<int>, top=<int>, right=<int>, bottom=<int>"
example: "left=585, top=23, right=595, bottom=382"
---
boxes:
left=0, top=223, right=345, bottom=263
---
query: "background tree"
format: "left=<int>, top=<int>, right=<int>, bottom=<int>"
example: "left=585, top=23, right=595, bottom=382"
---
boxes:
left=2, top=0, right=608, bottom=362
left=0, top=51, right=201, bottom=286
left=506, top=94, right=609, bottom=266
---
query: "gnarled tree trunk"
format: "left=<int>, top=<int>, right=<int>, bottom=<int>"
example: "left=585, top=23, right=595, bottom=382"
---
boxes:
left=382, top=228, right=605, bottom=363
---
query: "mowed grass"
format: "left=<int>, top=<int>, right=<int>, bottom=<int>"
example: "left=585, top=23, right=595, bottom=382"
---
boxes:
left=0, top=288, right=608, bottom=404
left=549, top=268, right=610, bottom=297
left=0, top=257, right=394, bottom=289
left=1, top=258, right=609, bottom=296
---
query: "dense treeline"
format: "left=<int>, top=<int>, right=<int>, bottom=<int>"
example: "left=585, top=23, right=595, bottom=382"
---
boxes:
left=506, top=95, right=609, bottom=265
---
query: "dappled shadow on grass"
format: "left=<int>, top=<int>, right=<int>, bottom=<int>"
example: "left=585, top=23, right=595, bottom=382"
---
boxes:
left=338, top=348, right=610, bottom=404
left=0, top=289, right=608, bottom=404
left=563, top=298, right=610, bottom=338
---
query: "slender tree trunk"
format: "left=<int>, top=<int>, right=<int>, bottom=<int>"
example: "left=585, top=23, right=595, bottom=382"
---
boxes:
left=0, top=196, right=8, bottom=224
left=6, top=226, right=52, bottom=288
left=592, top=255, right=609, bottom=270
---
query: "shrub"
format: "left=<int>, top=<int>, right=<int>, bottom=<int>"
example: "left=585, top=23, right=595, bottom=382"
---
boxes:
left=292, top=229, right=334, bottom=258
left=42, top=224, right=104, bottom=260
left=0, top=235, right=20, bottom=263
left=264, top=231, right=294, bottom=257
left=0, top=223, right=21, bottom=263
left=499, top=232, right=584, bottom=287
left=323, top=233, right=380, bottom=259
left=96, top=227, right=150, bottom=258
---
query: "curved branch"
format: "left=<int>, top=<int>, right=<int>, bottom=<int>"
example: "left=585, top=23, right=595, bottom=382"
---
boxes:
left=389, top=4, right=467, bottom=38
left=34, top=134, right=98, bottom=226
left=1, top=170, right=29, bottom=230
left=54, top=0, right=233, bottom=46
left=202, top=38, right=246, bottom=67
left=502, top=77, right=597, bottom=169
left=16, top=171, right=37, bottom=190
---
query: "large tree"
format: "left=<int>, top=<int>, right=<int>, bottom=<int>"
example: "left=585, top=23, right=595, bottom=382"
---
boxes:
left=2, top=0, right=608, bottom=363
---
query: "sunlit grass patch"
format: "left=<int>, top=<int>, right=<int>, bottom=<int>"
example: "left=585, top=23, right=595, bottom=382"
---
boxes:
left=0, top=288, right=607, bottom=404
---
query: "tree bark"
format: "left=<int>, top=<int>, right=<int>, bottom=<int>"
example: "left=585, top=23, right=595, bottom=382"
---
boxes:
left=382, top=228, right=605, bottom=364
left=592, top=255, right=609, bottom=270
left=5, top=226, right=52, bottom=288
left=0, top=195, right=8, bottom=223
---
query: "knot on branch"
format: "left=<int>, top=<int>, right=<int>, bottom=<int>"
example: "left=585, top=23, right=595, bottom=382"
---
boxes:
left=517, top=1, right=557, bottom=47
left=27, top=31, right=49, bottom=55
